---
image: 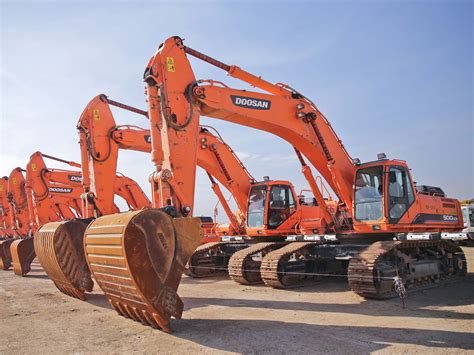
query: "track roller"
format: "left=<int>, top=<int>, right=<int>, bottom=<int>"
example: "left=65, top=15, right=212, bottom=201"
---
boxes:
left=35, top=219, right=92, bottom=300
left=84, top=209, right=201, bottom=332
left=11, top=237, right=36, bottom=276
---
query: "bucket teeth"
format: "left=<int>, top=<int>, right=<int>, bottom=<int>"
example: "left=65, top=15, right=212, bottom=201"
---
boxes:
left=84, top=209, right=201, bottom=332
left=34, top=219, right=92, bottom=300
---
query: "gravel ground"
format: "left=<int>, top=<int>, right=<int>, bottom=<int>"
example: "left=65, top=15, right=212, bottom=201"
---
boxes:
left=1, top=247, right=473, bottom=354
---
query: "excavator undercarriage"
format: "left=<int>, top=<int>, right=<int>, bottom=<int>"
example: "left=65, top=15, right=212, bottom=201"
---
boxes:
left=348, top=240, right=466, bottom=298
left=187, top=236, right=466, bottom=297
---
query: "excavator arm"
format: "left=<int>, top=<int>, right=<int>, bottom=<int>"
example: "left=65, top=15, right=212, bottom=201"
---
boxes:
left=7, top=168, right=31, bottom=237
left=0, top=177, right=16, bottom=237
left=144, top=37, right=356, bottom=213
left=0, top=177, right=17, bottom=269
left=77, top=95, right=152, bottom=216
left=78, top=94, right=255, bottom=225
left=113, top=175, right=152, bottom=210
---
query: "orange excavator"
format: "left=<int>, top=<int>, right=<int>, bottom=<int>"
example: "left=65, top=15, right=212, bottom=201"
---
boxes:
left=76, top=36, right=466, bottom=332
left=35, top=94, right=259, bottom=300
left=187, top=147, right=339, bottom=282
left=34, top=165, right=151, bottom=300
left=0, top=176, right=19, bottom=269
left=34, top=99, right=152, bottom=300
left=9, top=152, right=85, bottom=276
left=1, top=168, right=32, bottom=272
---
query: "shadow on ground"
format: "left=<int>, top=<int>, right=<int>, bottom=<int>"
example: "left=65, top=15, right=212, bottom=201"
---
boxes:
left=183, top=274, right=474, bottom=320
left=169, top=319, right=473, bottom=353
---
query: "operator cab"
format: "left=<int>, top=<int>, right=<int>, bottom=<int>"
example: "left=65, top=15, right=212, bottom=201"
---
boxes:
left=353, top=159, right=416, bottom=226
left=246, top=180, right=297, bottom=230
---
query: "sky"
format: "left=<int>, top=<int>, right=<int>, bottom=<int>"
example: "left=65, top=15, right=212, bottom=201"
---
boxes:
left=0, top=0, right=472, bottom=221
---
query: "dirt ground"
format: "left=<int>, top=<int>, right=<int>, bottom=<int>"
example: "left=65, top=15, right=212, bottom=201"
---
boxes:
left=1, top=247, right=473, bottom=354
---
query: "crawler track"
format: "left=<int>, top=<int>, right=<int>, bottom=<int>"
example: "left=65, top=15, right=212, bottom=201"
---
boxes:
left=348, top=240, right=467, bottom=299
left=185, top=241, right=248, bottom=278
left=228, top=242, right=284, bottom=285
left=261, top=241, right=320, bottom=288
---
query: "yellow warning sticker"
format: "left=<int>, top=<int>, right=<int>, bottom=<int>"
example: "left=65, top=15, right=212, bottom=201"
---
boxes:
left=93, top=109, right=100, bottom=121
left=12, top=178, right=17, bottom=185
left=166, top=57, right=175, bottom=72
left=0, top=185, right=3, bottom=191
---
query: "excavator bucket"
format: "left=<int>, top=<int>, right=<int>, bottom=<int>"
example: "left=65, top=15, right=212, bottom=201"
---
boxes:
left=34, top=219, right=93, bottom=300
left=84, top=209, right=201, bottom=332
left=0, top=239, right=14, bottom=270
left=11, top=237, right=36, bottom=276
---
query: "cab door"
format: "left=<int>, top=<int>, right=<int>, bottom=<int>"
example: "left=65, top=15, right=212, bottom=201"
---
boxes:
left=386, top=166, right=415, bottom=224
left=267, top=184, right=297, bottom=230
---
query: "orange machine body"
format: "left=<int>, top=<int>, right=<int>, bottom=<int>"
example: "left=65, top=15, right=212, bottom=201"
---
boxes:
left=348, top=159, right=463, bottom=235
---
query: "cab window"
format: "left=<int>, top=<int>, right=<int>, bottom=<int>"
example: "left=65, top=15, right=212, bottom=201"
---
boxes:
left=354, top=166, right=383, bottom=221
left=463, top=207, right=474, bottom=226
left=462, top=208, right=468, bottom=225
left=247, top=185, right=267, bottom=228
